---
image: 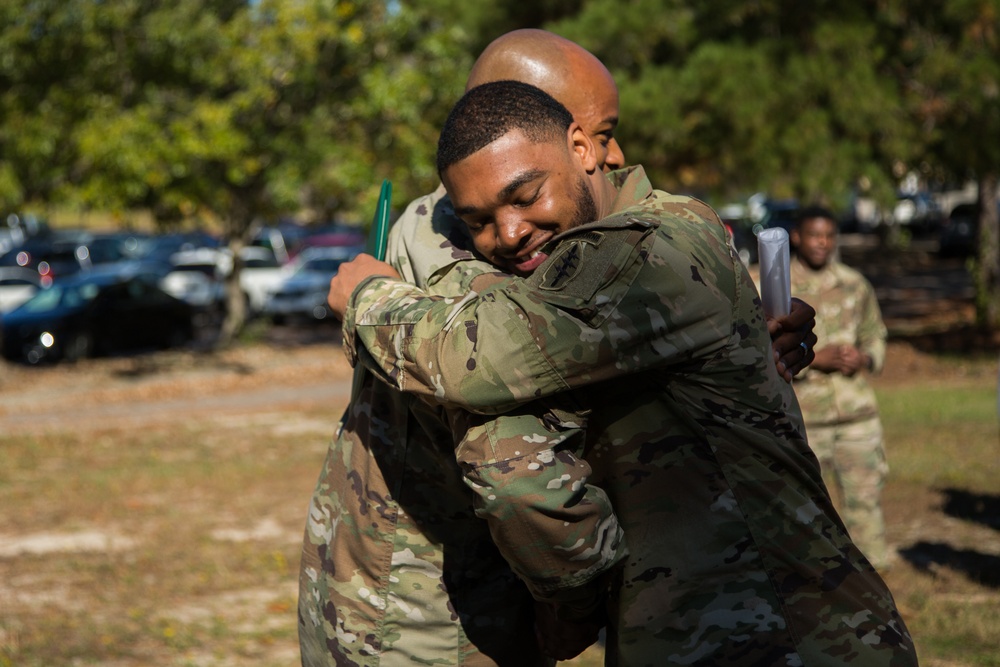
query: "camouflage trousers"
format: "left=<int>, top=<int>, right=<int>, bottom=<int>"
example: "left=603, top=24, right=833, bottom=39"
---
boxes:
left=805, top=415, right=891, bottom=569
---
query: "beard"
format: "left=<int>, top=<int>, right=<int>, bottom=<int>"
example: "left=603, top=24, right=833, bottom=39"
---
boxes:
left=570, top=176, right=599, bottom=229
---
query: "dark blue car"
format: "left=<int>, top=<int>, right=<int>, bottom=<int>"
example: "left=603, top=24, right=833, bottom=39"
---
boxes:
left=1, top=268, right=195, bottom=364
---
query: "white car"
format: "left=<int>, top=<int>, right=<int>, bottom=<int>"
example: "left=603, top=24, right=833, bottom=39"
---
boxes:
left=161, top=246, right=289, bottom=317
left=0, top=267, right=43, bottom=313
left=160, top=248, right=227, bottom=311
left=238, top=246, right=287, bottom=314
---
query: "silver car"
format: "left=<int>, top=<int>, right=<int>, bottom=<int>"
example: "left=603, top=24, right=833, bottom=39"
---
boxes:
left=263, top=246, right=362, bottom=324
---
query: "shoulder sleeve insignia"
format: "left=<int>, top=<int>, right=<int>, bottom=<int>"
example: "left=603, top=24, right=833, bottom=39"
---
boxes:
left=530, top=215, right=653, bottom=300
left=536, top=231, right=605, bottom=292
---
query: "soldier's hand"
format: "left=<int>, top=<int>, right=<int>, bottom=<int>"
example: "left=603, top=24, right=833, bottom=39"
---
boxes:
left=768, top=297, right=817, bottom=382
left=327, top=254, right=400, bottom=320
left=533, top=601, right=603, bottom=661
left=835, top=345, right=868, bottom=376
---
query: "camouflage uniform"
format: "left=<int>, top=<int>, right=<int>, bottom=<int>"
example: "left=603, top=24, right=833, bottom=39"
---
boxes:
left=298, top=185, right=554, bottom=667
left=790, top=253, right=891, bottom=569
left=342, top=167, right=918, bottom=666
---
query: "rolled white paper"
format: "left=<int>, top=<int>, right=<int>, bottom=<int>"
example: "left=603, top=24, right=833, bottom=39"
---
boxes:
left=757, top=227, right=791, bottom=318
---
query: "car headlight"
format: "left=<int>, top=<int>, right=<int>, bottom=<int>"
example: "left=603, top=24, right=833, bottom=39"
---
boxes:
left=40, top=332, right=55, bottom=348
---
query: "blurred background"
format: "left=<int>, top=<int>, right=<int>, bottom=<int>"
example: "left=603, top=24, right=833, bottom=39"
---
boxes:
left=1, top=0, right=999, bottom=349
left=1, top=2, right=999, bottom=666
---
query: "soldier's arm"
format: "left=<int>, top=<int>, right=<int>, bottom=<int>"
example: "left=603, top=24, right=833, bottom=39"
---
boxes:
left=449, top=402, right=626, bottom=618
left=856, top=280, right=887, bottom=374
left=342, top=221, right=734, bottom=414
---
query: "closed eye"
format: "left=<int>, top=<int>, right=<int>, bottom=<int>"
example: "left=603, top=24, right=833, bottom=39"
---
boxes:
left=513, top=189, right=541, bottom=208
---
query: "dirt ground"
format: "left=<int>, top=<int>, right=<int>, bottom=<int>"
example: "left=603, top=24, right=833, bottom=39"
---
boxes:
left=0, top=329, right=355, bottom=436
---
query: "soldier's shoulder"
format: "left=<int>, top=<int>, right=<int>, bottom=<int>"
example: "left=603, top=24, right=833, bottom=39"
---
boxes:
left=395, top=186, right=448, bottom=232
left=647, top=192, right=723, bottom=225
left=830, top=260, right=873, bottom=288
left=527, top=212, right=652, bottom=307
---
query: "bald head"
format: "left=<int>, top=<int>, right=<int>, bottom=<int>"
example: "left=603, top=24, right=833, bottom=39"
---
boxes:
left=467, top=29, right=624, bottom=171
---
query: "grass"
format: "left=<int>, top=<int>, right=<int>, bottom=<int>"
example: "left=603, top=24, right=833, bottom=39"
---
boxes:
left=873, top=364, right=1000, bottom=667
left=0, top=352, right=333, bottom=666
left=878, top=382, right=999, bottom=491
left=1, top=343, right=998, bottom=666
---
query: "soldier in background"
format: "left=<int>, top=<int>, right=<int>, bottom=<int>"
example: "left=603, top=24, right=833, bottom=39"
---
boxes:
left=790, top=205, right=893, bottom=570
left=329, top=81, right=917, bottom=666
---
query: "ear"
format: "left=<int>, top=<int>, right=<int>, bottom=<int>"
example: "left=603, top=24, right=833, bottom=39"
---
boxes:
left=569, top=122, right=598, bottom=173
left=789, top=228, right=801, bottom=248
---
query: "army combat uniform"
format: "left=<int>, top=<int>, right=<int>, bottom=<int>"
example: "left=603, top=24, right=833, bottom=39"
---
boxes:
left=342, top=167, right=918, bottom=666
left=298, top=185, right=555, bottom=667
left=790, top=253, right=892, bottom=569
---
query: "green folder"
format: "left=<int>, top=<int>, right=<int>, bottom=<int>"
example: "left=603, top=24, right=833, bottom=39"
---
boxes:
left=368, top=179, right=393, bottom=261
left=350, top=179, right=393, bottom=402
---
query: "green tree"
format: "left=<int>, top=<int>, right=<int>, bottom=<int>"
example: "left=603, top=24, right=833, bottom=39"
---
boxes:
left=551, top=1, right=917, bottom=208
left=0, top=0, right=470, bottom=343
left=897, top=0, right=1000, bottom=329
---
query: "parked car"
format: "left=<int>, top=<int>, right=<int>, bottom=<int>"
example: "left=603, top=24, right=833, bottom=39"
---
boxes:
left=1, top=268, right=194, bottom=364
left=80, top=231, right=150, bottom=264
left=160, top=246, right=289, bottom=318
left=756, top=199, right=800, bottom=234
left=263, top=246, right=361, bottom=324
left=892, top=192, right=943, bottom=236
left=937, top=201, right=1000, bottom=259
left=160, top=247, right=228, bottom=313
left=238, top=246, right=287, bottom=315
left=0, top=267, right=43, bottom=313
left=0, top=238, right=88, bottom=286
left=250, top=220, right=311, bottom=264
left=288, top=227, right=366, bottom=261
left=718, top=203, right=758, bottom=266
left=136, top=231, right=222, bottom=265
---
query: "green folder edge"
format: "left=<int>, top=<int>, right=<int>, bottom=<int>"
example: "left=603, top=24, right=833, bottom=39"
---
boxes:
left=369, top=179, right=393, bottom=261
left=350, top=179, right=393, bottom=402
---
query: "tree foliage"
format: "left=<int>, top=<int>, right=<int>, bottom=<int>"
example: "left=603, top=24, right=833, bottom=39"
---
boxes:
left=549, top=1, right=919, bottom=207
left=1, top=0, right=998, bottom=329
left=0, top=0, right=470, bottom=340
left=893, top=0, right=1000, bottom=328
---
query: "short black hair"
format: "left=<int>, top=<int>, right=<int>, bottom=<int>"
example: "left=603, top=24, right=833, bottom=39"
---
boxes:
left=795, top=204, right=838, bottom=229
left=436, top=80, right=574, bottom=174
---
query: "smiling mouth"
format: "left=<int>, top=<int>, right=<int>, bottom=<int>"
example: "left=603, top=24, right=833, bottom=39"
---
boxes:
left=510, top=247, right=549, bottom=275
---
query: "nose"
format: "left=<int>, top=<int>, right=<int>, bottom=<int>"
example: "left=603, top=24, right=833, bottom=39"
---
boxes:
left=495, top=214, right=534, bottom=253
left=603, top=138, right=625, bottom=173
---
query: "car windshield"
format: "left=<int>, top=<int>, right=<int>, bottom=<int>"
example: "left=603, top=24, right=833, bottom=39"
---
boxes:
left=301, top=258, right=344, bottom=273
left=19, top=282, right=101, bottom=312
left=171, top=264, right=218, bottom=277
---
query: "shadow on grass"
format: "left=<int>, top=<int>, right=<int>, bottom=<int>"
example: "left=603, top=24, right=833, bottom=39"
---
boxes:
left=898, top=542, right=1000, bottom=588
left=105, top=319, right=343, bottom=380
left=940, top=487, right=1000, bottom=530
left=898, top=488, right=1000, bottom=588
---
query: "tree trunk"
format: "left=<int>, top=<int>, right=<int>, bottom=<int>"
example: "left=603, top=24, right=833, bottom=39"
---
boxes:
left=974, top=172, right=1000, bottom=331
left=217, top=235, right=248, bottom=348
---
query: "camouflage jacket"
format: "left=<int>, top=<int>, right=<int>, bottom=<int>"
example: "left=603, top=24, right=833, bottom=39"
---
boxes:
left=299, top=185, right=554, bottom=667
left=790, top=255, right=887, bottom=426
left=343, top=167, right=916, bottom=665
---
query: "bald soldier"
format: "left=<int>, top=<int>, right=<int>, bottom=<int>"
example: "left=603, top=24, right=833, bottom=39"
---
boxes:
left=299, top=29, right=816, bottom=666
left=298, top=31, right=630, bottom=667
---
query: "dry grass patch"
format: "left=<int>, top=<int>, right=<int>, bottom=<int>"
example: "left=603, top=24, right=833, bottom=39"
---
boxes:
left=1, top=345, right=341, bottom=666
